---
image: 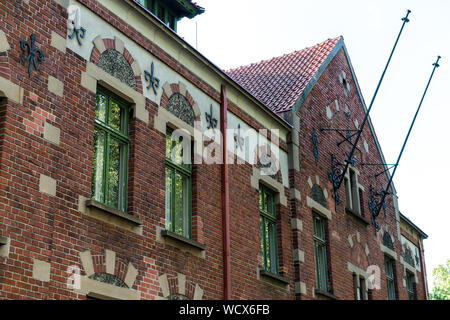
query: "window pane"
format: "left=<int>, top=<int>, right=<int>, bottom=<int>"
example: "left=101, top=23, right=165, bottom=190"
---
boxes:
left=259, top=190, right=263, bottom=211
left=92, top=130, right=105, bottom=203
left=267, top=191, right=274, bottom=217
left=260, top=216, right=265, bottom=267
left=107, top=137, right=121, bottom=209
left=319, top=244, right=328, bottom=291
left=109, top=100, right=122, bottom=132
left=174, top=172, right=184, bottom=236
left=165, top=167, right=173, bottom=231
left=166, top=130, right=184, bottom=165
left=96, top=92, right=107, bottom=123
left=268, top=221, right=277, bottom=273
left=264, top=218, right=271, bottom=271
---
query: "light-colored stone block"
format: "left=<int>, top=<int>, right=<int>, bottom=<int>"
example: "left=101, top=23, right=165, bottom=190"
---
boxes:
left=78, top=195, right=87, bottom=213
left=293, top=249, right=305, bottom=263
left=0, top=236, right=10, bottom=258
left=326, top=105, right=332, bottom=119
left=39, top=174, right=56, bottom=196
left=289, top=188, right=301, bottom=201
left=348, top=235, right=354, bottom=248
left=0, top=77, right=24, bottom=104
left=93, top=36, right=106, bottom=54
left=43, top=122, right=60, bottom=145
left=33, top=259, right=50, bottom=282
left=193, top=284, right=203, bottom=300
left=105, top=249, right=116, bottom=275
left=124, top=262, right=138, bottom=288
left=131, top=60, right=142, bottom=76
left=114, top=37, right=125, bottom=54
left=158, top=273, right=170, bottom=297
left=53, top=0, right=69, bottom=8
left=50, top=31, right=66, bottom=53
left=80, top=250, right=95, bottom=277
left=48, top=76, right=64, bottom=97
left=162, top=82, right=173, bottom=97
left=178, top=273, right=186, bottom=295
left=0, top=30, right=10, bottom=52
left=291, top=218, right=303, bottom=231
left=307, top=176, right=313, bottom=189
left=178, top=82, right=187, bottom=97
left=81, top=72, right=97, bottom=93
left=295, top=281, right=307, bottom=295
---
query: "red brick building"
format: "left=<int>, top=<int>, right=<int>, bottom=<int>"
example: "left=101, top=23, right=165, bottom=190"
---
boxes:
left=0, top=0, right=428, bottom=300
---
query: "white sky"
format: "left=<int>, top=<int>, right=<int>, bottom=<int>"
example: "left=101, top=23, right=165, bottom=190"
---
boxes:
left=178, top=0, right=450, bottom=291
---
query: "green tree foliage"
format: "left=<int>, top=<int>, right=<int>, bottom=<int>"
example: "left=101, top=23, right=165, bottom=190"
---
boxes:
left=429, top=259, right=450, bottom=300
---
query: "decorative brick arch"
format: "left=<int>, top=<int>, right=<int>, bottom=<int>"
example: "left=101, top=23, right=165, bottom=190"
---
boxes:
left=77, top=249, right=140, bottom=299
left=158, top=272, right=204, bottom=300
left=89, top=36, right=143, bottom=94
left=160, top=81, right=202, bottom=132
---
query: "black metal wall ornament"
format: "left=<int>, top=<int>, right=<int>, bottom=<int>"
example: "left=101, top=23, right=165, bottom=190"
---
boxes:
left=327, top=154, right=345, bottom=207
left=144, top=62, right=160, bottom=94
left=368, top=185, right=387, bottom=230
left=20, top=34, right=44, bottom=77
left=68, top=22, right=86, bottom=46
left=319, top=9, right=412, bottom=213
left=234, top=124, right=244, bottom=151
left=205, top=104, right=218, bottom=130
left=312, top=128, right=319, bottom=165
left=346, top=127, right=353, bottom=143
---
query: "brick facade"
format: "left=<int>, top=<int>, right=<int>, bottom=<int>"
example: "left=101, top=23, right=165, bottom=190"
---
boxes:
left=0, top=0, right=427, bottom=300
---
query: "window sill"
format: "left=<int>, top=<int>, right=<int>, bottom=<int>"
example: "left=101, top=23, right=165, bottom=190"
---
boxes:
left=85, top=199, right=143, bottom=226
left=314, top=289, right=339, bottom=300
left=161, top=230, right=206, bottom=251
left=345, top=207, right=370, bottom=226
left=259, top=269, right=290, bottom=286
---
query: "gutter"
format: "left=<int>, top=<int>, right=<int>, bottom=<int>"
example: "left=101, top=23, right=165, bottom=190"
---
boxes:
left=220, top=85, right=231, bottom=299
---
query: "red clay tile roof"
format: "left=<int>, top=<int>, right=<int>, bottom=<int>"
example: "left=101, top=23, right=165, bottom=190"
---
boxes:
left=226, top=37, right=342, bottom=114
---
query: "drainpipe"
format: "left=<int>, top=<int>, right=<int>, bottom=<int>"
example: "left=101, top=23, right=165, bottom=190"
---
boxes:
left=220, top=85, right=231, bottom=300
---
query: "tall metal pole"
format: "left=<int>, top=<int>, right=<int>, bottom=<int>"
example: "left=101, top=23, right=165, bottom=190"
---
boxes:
left=373, top=56, right=441, bottom=218
left=336, top=9, right=411, bottom=190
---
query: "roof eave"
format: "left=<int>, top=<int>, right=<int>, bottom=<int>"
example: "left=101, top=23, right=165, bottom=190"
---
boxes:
left=400, top=213, right=428, bottom=239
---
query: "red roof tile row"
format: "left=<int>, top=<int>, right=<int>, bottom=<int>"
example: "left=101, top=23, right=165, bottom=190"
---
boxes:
left=226, top=37, right=342, bottom=114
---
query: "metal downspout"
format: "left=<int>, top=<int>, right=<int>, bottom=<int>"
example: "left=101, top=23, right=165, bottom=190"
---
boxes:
left=220, top=85, right=231, bottom=300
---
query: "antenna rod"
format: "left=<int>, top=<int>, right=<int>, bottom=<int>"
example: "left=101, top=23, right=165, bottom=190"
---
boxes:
left=374, top=55, right=441, bottom=217
left=336, top=9, right=411, bottom=190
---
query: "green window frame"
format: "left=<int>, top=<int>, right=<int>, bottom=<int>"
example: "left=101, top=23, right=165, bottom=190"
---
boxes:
left=92, top=87, right=130, bottom=212
left=406, top=271, right=415, bottom=300
left=313, top=214, right=329, bottom=292
left=259, top=184, right=278, bottom=274
left=139, top=0, right=178, bottom=31
left=165, top=128, right=192, bottom=238
left=385, top=256, right=397, bottom=300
